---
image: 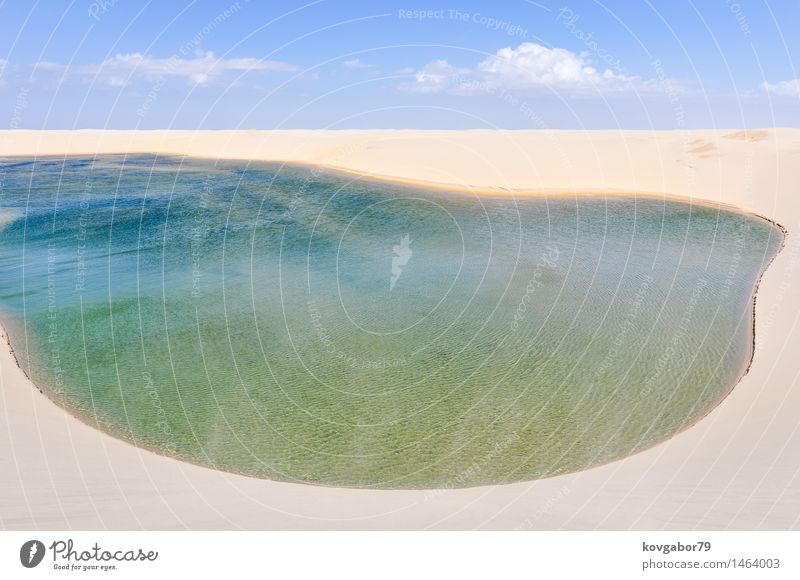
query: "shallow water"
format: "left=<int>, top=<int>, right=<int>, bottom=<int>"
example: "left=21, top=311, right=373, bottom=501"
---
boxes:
left=0, top=155, right=784, bottom=488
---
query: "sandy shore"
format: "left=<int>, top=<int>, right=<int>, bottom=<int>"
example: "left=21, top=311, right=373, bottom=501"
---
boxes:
left=1, top=129, right=799, bottom=530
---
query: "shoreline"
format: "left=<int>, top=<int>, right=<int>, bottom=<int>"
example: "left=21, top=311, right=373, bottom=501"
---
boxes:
left=0, top=141, right=776, bottom=217
left=1, top=129, right=799, bottom=529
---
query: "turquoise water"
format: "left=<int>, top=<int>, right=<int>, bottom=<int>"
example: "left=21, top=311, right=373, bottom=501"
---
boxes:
left=0, top=155, right=783, bottom=488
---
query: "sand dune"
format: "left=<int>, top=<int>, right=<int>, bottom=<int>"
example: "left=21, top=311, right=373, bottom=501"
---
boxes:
left=1, top=129, right=799, bottom=529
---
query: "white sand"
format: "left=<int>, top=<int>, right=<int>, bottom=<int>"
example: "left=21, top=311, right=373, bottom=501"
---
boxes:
left=1, top=129, right=799, bottom=530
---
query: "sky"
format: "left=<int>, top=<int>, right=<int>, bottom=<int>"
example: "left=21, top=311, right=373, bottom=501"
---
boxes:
left=0, top=0, right=798, bottom=129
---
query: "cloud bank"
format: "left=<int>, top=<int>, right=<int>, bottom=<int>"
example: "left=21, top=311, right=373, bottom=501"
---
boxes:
left=35, top=51, right=297, bottom=87
left=763, top=79, right=800, bottom=97
left=402, top=42, right=656, bottom=95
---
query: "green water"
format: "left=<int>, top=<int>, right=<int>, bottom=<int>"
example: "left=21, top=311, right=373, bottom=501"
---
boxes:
left=0, top=155, right=783, bottom=488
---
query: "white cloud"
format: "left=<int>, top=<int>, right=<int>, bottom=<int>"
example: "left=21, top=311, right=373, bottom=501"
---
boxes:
left=478, top=43, right=632, bottom=88
left=39, top=51, right=297, bottom=87
left=342, top=58, right=373, bottom=70
left=403, top=42, right=654, bottom=95
left=403, top=60, right=474, bottom=94
left=763, top=79, right=800, bottom=97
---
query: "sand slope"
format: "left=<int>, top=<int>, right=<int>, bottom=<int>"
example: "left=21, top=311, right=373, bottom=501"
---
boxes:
left=1, top=129, right=799, bottom=530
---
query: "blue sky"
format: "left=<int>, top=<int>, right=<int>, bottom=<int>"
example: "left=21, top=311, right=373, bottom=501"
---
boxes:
left=0, top=0, right=798, bottom=129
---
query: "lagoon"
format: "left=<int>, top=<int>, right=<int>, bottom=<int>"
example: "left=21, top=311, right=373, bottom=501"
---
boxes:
left=0, top=155, right=783, bottom=488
